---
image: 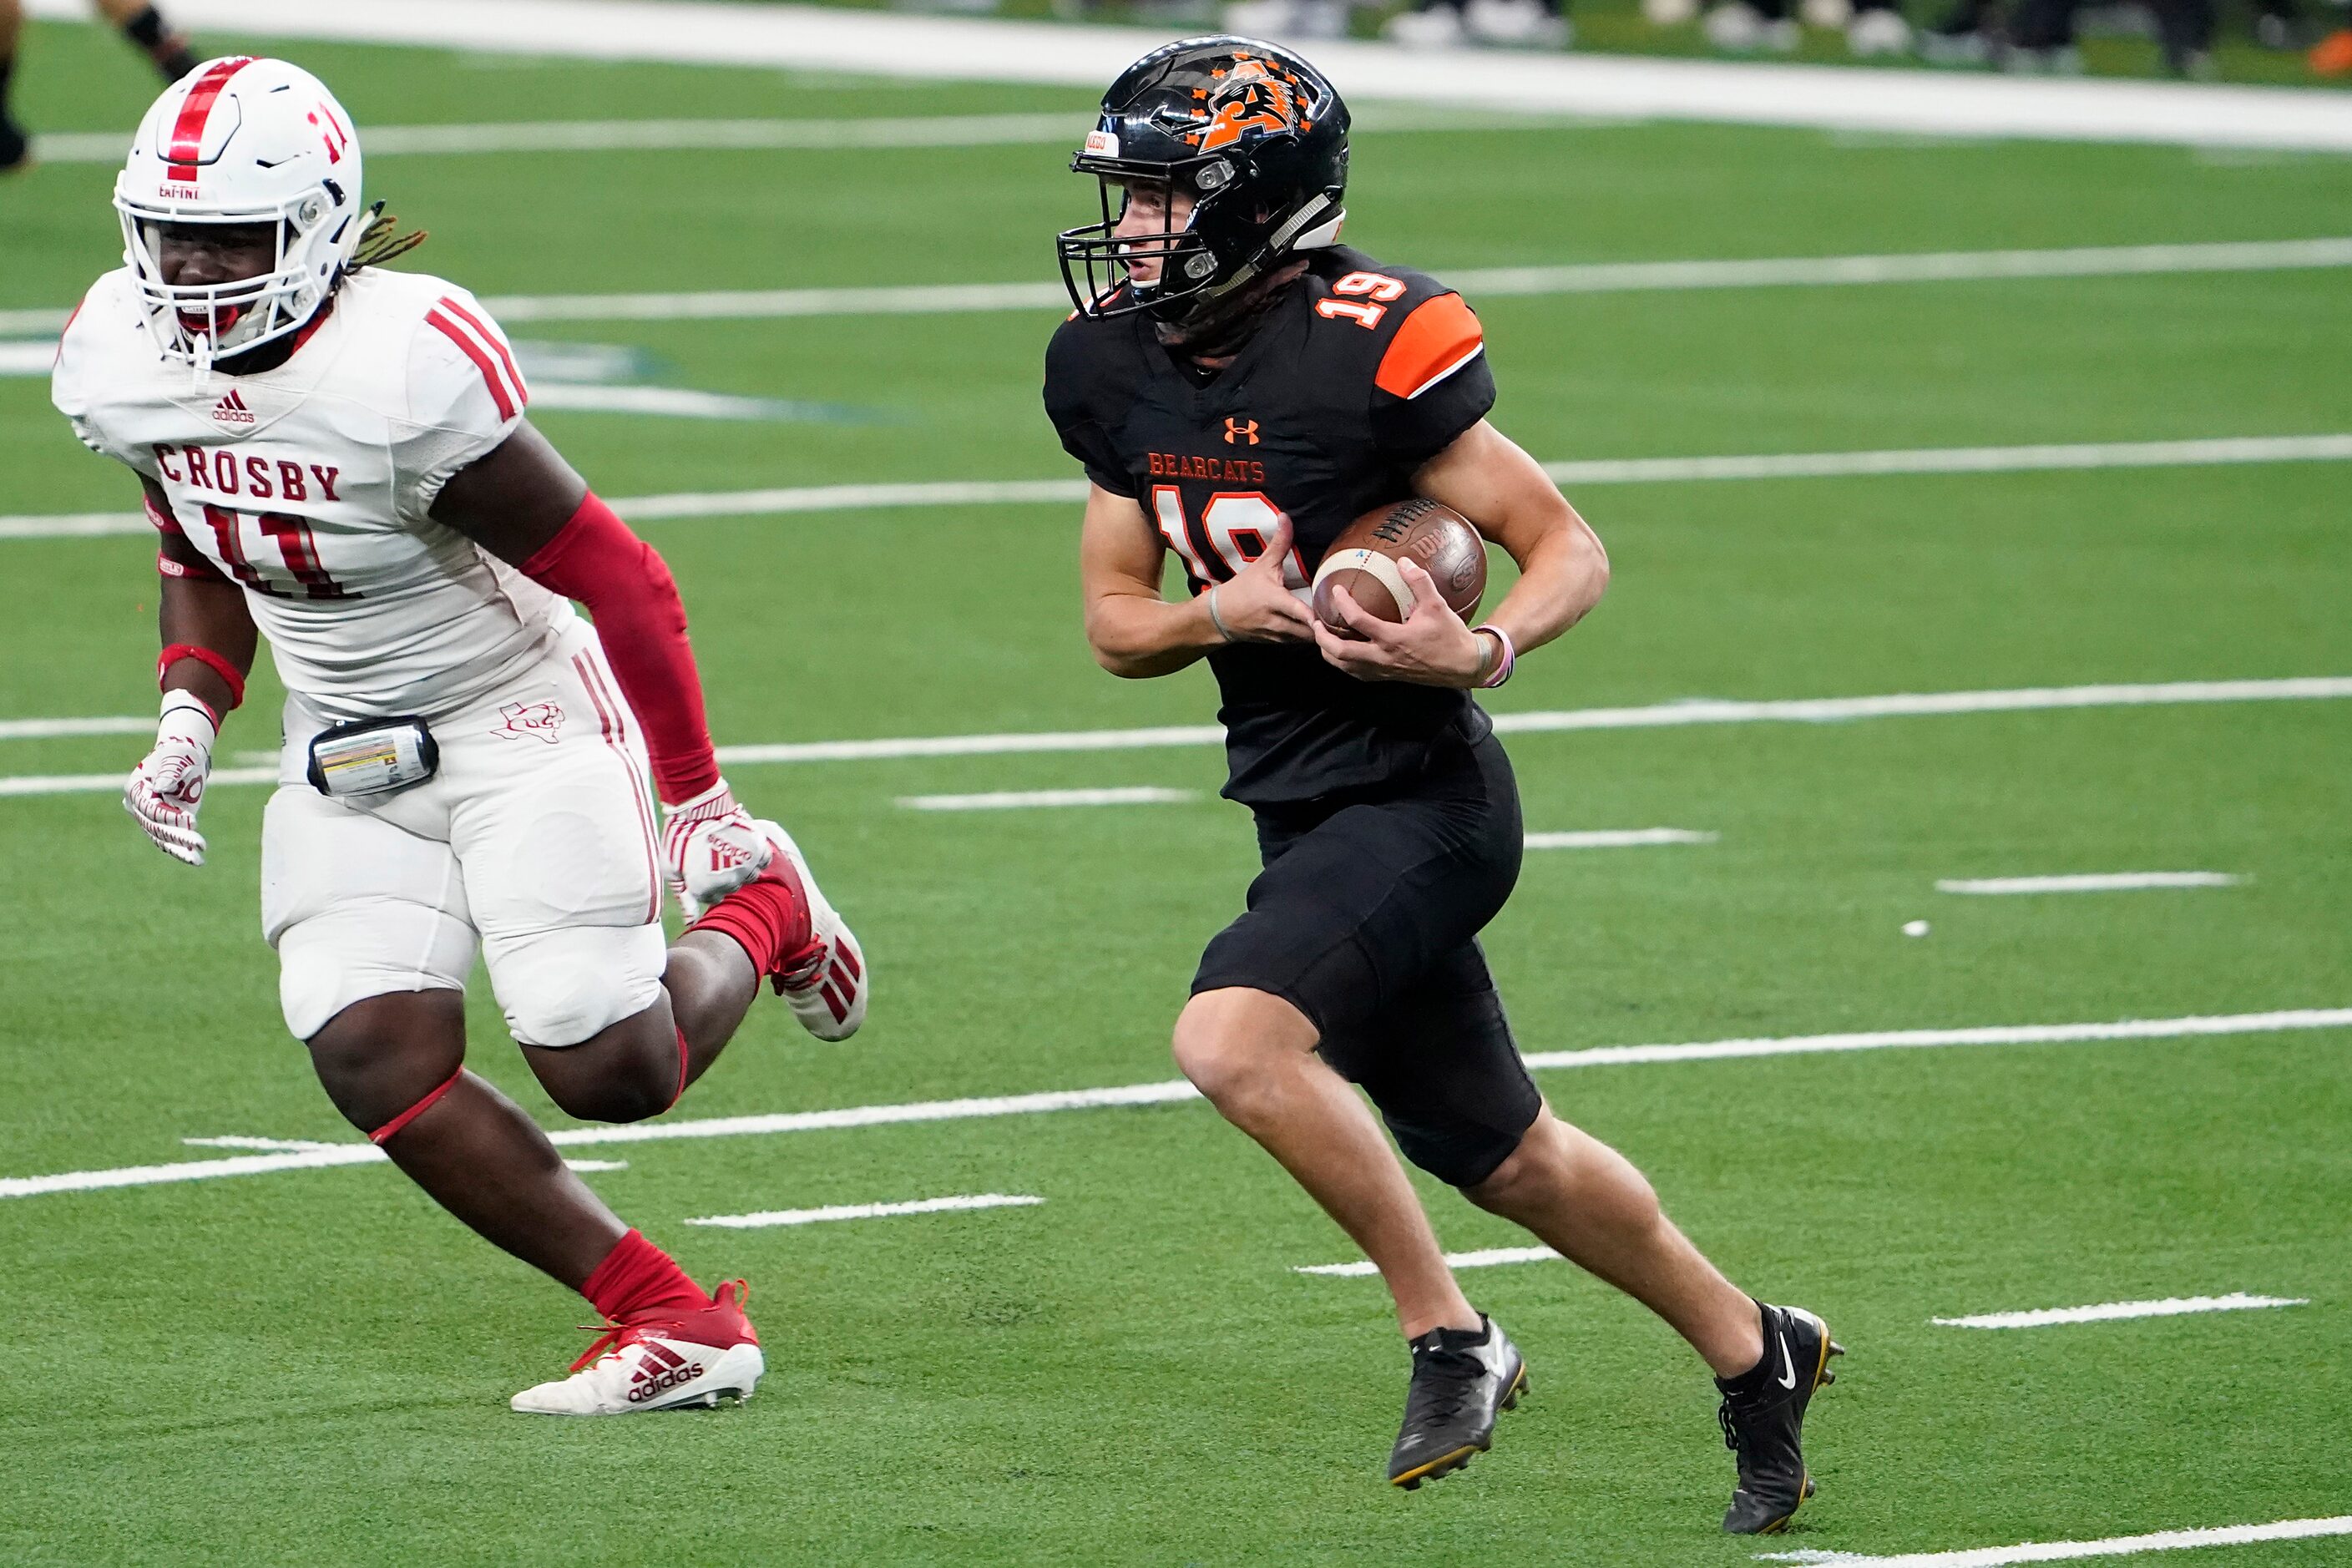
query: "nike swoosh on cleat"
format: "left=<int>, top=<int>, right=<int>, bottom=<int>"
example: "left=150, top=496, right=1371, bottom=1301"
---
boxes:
left=1774, top=1333, right=1796, bottom=1390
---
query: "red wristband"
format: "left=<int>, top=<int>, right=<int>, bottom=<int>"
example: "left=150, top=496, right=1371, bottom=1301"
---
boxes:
left=159, top=642, right=246, bottom=710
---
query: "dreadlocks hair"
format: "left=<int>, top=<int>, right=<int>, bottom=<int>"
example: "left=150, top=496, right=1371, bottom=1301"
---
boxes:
left=344, top=201, right=427, bottom=275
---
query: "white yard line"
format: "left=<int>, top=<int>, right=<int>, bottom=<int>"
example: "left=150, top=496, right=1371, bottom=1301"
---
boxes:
left=898, top=786, right=1196, bottom=811
left=1513, top=1009, right=2352, bottom=1070
left=8, top=237, right=2344, bottom=336
left=0, top=716, right=150, bottom=741
left=4, top=678, right=2349, bottom=797
left=1525, top=828, right=1717, bottom=848
left=22, top=106, right=1589, bottom=165
left=12, top=432, right=2350, bottom=540
left=522, top=383, right=831, bottom=420
left=0, top=766, right=276, bottom=798
left=1931, top=1293, right=2308, bottom=1329
left=3, top=1008, right=2344, bottom=1200
left=23, top=0, right=2352, bottom=149
left=1755, top=1513, right=2352, bottom=1567
left=1937, top=873, right=2243, bottom=894
left=1297, top=1245, right=1560, bottom=1277
left=686, top=1193, right=1044, bottom=1228
left=367, top=237, right=2352, bottom=322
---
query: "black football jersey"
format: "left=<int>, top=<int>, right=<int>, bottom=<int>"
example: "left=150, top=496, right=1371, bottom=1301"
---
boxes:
left=1044, top=246, right=1498, bottom=807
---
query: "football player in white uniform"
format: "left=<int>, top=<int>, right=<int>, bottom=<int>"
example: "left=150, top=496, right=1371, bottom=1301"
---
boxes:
left=52, top=57, right=872, bottom=1415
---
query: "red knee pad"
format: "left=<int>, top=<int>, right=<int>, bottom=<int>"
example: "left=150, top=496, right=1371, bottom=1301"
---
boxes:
left=368, top=1067, right=464, bottom=1145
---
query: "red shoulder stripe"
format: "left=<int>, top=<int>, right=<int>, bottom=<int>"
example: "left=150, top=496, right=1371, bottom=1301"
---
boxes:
left=1374, top=293, right=1485, bottom=401
left=435, top=296, right=527, bottom=407
left=426, top=307, right=518, bottom=421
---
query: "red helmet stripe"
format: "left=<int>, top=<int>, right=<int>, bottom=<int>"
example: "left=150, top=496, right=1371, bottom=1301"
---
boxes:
left=164, top=57, right=257, bottom=183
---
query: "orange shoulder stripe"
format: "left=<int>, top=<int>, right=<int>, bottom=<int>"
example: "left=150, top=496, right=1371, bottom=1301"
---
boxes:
left=1374, top=293, right=1484, bottom=400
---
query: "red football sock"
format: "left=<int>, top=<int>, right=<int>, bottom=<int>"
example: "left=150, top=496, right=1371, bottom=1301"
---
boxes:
left=688, top=865, right=813, bottom=975
left=581, top=1229, right=711, bottom=1321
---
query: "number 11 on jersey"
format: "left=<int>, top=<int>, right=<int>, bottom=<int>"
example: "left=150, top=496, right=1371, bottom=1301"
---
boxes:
left=1151, top=487, right=1308, bottom=589
left=202, top=504, right=352, bottom=600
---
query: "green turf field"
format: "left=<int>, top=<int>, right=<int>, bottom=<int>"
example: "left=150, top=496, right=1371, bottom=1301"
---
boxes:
left=3, top=18, right=2350, bottom=1567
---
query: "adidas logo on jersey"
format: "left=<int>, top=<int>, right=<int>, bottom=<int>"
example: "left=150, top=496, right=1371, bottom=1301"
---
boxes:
left=211, top=390, right=256, bottom=427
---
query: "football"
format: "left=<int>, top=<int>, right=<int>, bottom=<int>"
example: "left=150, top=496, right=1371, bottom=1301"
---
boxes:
left=1310, top=498, right=1487, bottom=635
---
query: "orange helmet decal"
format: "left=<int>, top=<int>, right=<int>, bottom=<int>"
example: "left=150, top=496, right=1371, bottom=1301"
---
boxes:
left=1196, top=59, right=1302, bottom=153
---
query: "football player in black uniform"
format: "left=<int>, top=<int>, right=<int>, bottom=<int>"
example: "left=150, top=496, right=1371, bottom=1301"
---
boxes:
left=1044, top=38, right=1841, bottom=1530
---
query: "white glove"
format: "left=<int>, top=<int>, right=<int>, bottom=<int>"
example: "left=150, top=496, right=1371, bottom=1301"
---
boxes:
left=660, top=777, right=772, bottom=920
left=125, top=691, right=218, bottom=867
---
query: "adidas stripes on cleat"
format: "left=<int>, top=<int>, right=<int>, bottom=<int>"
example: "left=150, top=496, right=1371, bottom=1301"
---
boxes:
left=756, top=818, right=867, bottom=1041
left=510, top=1280, right=764, bottom=1416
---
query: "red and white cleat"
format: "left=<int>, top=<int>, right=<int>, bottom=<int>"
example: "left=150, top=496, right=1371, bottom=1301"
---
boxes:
left=756, top=818, right=867, bottom=1041
left=510, top=1280, right=764, bottom=1415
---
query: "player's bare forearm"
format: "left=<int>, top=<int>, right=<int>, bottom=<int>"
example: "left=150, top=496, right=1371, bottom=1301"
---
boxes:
left=1414, top=419, right=1609, bottom=658
left=1087, top=587, right=1223, bottom=679
left=1485, top=514, right=1607, bottom=655
left=1080, top=483, right=1313, bottom=678
left=158, top=573, right=256, bottom=718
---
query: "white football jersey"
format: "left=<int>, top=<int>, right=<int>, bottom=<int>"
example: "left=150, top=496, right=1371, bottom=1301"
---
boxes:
left=53, top=266, right=578, bottom=722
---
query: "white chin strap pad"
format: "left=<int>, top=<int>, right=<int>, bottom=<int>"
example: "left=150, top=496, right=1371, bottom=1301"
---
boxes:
left=1291, top=206, right=1346, bottom=251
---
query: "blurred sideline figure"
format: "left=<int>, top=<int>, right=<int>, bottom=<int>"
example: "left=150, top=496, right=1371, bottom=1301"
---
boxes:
left=1920, top=0, right=2220, bottom=73
left=1646, top=0, right=1912, bottom=55
left=1, top=0, right=201, bottom=171
left=1380, top=0, right=1574, bottom=48
left=1225, top=0, right=1357, bottom=38
left=2319, top=17, right=2352, bottom=71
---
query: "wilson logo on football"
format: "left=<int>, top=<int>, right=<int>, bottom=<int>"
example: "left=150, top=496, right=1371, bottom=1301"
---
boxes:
left=210, top=390, right=256, bottom=427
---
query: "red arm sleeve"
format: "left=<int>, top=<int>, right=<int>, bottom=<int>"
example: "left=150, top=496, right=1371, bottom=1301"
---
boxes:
left=517, top=493, right=721, bottom=806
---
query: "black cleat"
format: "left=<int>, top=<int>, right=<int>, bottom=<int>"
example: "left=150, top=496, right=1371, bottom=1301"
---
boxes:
left=0, top=114, right=28, bottom=176
left=1717, top=1302, right=1842, bottom=1535
left=1388, top=1314, right=1527, bottom=1489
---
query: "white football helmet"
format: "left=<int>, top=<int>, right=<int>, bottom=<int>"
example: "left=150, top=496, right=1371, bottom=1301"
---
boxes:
left=114, top=57, right=366, bottom=375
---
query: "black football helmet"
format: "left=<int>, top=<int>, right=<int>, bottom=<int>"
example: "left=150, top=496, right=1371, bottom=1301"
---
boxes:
left=1057, top=36, right=1349, bottom=329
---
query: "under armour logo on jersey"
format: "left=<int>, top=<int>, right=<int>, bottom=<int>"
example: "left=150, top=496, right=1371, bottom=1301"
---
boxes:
left=1223, top=417, right=1260, bottom=446
left=211, top=389, right=256, bottom=427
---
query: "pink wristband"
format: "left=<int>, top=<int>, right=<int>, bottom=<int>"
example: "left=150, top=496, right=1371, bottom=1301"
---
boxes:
left=1472, top=625, right=1516, bottom=689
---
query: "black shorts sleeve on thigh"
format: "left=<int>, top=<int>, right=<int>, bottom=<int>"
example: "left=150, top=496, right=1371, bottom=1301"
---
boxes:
left=1189, top=733, right=1536, bottom=1188
left=1320, top=941, right=1541, bottom=1190
left=1191, top=734, right=1522, bottom=1039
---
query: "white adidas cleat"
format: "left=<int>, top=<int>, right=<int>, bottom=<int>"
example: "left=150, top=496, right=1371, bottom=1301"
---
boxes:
left=755, top=818, right=868, bottom=1042
left=511, top=1281, right=764, bottom=1416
